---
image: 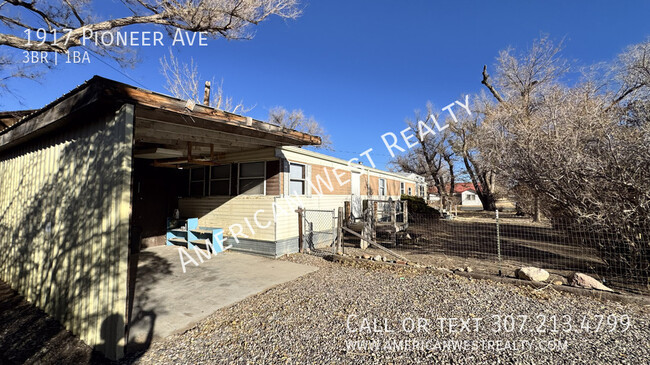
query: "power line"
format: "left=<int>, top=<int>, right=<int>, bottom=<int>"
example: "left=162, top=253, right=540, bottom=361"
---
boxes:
left=81, top=45, right=150, bottom=89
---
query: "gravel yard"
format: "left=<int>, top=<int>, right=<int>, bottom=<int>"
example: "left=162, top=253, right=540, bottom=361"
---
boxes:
left=129, top=254, right=650, bottom=364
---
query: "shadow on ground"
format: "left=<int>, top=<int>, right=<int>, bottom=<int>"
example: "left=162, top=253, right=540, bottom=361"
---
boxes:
left=0, top=280, right=112, bottom=364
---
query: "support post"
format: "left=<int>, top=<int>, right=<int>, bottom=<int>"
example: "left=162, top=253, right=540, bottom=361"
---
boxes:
left=337, top=207, right=344, bottom=255
left=372, top=201, right=378, bottom=242
left=344, top=201, right=351, bottom=226
left=404, top=200, right=408, bottom=223
left=296, top=208, right=304, bottom=253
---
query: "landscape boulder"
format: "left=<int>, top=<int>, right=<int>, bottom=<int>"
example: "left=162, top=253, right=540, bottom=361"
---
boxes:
left=569, top=273, right=613, bottom=292
left=515, top=267, right=550, bottom=282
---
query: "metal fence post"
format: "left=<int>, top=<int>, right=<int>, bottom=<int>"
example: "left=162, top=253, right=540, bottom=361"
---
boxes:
left=496, top=209, right=502, bottom=276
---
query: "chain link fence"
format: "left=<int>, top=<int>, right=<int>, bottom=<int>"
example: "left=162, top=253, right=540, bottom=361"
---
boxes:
left=301, top=209, right=337, bottom=256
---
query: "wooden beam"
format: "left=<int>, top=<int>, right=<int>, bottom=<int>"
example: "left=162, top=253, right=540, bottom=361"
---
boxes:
left=133, top=105, right=320, bottom=146
left=135, top=117, right=281, bottom=146
left=133, top=130, right=258, bottom=152
left=342, top=226, right=409, bottom=262
left=134, top=120, right=274, bottom=149
left=120, top=86, right=320, bottom=145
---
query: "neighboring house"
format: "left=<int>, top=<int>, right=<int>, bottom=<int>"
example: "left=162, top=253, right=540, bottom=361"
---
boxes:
left=0, top=76, right=423, bottom=359
left=460, top=189, right=482, bottom=209
left=429, top=182, right=483, bottom=210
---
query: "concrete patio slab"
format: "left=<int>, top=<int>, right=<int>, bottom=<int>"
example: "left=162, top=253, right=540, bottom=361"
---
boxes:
left=127, top=246, right=317, bottom=348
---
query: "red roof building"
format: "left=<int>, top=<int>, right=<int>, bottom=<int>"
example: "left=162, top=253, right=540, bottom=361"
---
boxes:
left=429, top=182, right=477, bottom=195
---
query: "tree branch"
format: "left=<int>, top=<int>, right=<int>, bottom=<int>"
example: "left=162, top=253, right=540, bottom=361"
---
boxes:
left=481, top=65, right=504, bottom=103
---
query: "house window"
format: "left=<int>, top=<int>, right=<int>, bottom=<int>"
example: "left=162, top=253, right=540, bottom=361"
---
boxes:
left=209, top=164, right=230, bottom=196
left=189, top=167, right=206, bottom=197
left=378, top=178, right=386, bottom=196
left=289, top=163, right=306, bottom=195
left=467, top=194, right=476, bottom=201
left=419, top=185, right=424, bottom=197
left=239, top=162, right=265, bottom=195
left=400, top=182, right=405, bottom=195
left=408, top=187, right=412, bottom=195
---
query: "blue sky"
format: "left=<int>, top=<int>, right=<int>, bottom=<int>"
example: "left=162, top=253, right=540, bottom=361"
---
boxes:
left=3, top=0, right=650, bottom=169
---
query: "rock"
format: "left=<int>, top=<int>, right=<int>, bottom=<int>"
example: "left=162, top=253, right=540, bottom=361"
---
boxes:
left=362, top=254, right=371, bottom=260
left=465, top=266, right=473, bottom=273
left=515, top=267, right=550, bottom=282
left=455, top=267, right=465, bottom=272
left=381, top=256, right=387, bottom=262
left=373, top=255, right=382, bottom=261
left=569, top=273, right=613, bottom=292
left=549, top=274, right=568, bottom=286
left=396, top=260, right=407, bottom=265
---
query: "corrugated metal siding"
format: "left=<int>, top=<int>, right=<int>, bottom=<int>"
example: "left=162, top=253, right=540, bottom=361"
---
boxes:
left=0, top=104, right=133, bottom=360
left=178, top=195, right=277, bottom=241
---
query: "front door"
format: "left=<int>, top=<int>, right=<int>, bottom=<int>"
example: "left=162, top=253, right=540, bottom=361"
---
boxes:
left=351, top=171, right=361, bottom=219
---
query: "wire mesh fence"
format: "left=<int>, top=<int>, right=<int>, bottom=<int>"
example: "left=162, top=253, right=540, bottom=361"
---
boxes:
left=364, top=210, right=650, bottom=295
left=302, top=209, right=337, bottom=256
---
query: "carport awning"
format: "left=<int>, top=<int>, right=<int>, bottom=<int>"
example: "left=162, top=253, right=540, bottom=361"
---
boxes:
left=132, top=103, right=317, bottom=167
left=0, top=76, right=321, bottom=162
left=120, top=78, right=321, bottom=167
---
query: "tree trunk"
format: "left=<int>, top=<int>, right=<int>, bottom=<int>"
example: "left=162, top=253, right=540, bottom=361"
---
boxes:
left=533, top=195, right=541, bottom=222
left=462, top=155, right=497, bottom=211
left=447, top=158, right=455, bottom=198
left=477, top=190, right=497, bottom=211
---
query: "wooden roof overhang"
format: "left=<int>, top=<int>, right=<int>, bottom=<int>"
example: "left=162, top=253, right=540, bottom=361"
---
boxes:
left=0, top=76, right=321, bottom=165
left=122, top=86, right=320, bottom=168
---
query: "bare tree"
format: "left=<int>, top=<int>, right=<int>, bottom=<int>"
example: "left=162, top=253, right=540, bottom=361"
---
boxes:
left=0, top=0, right=301, bottom=96
left=481, top=36, right=650, bottom=278
left=0, top=0, right=301, bottom=54
left=159, top=49, right=251, bottom=113
left=389, top=106, right=454, bottom=204
left=159, top=51, right=330, bottom=146
left=448, top=100, right=499, bottom=211
left=268, top=106, right=331, bottom=149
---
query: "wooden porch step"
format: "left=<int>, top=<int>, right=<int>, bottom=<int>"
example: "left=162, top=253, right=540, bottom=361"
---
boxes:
left=190, top=239, right=212, bottom=245
left=168, top=238, right=187, bottom=244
